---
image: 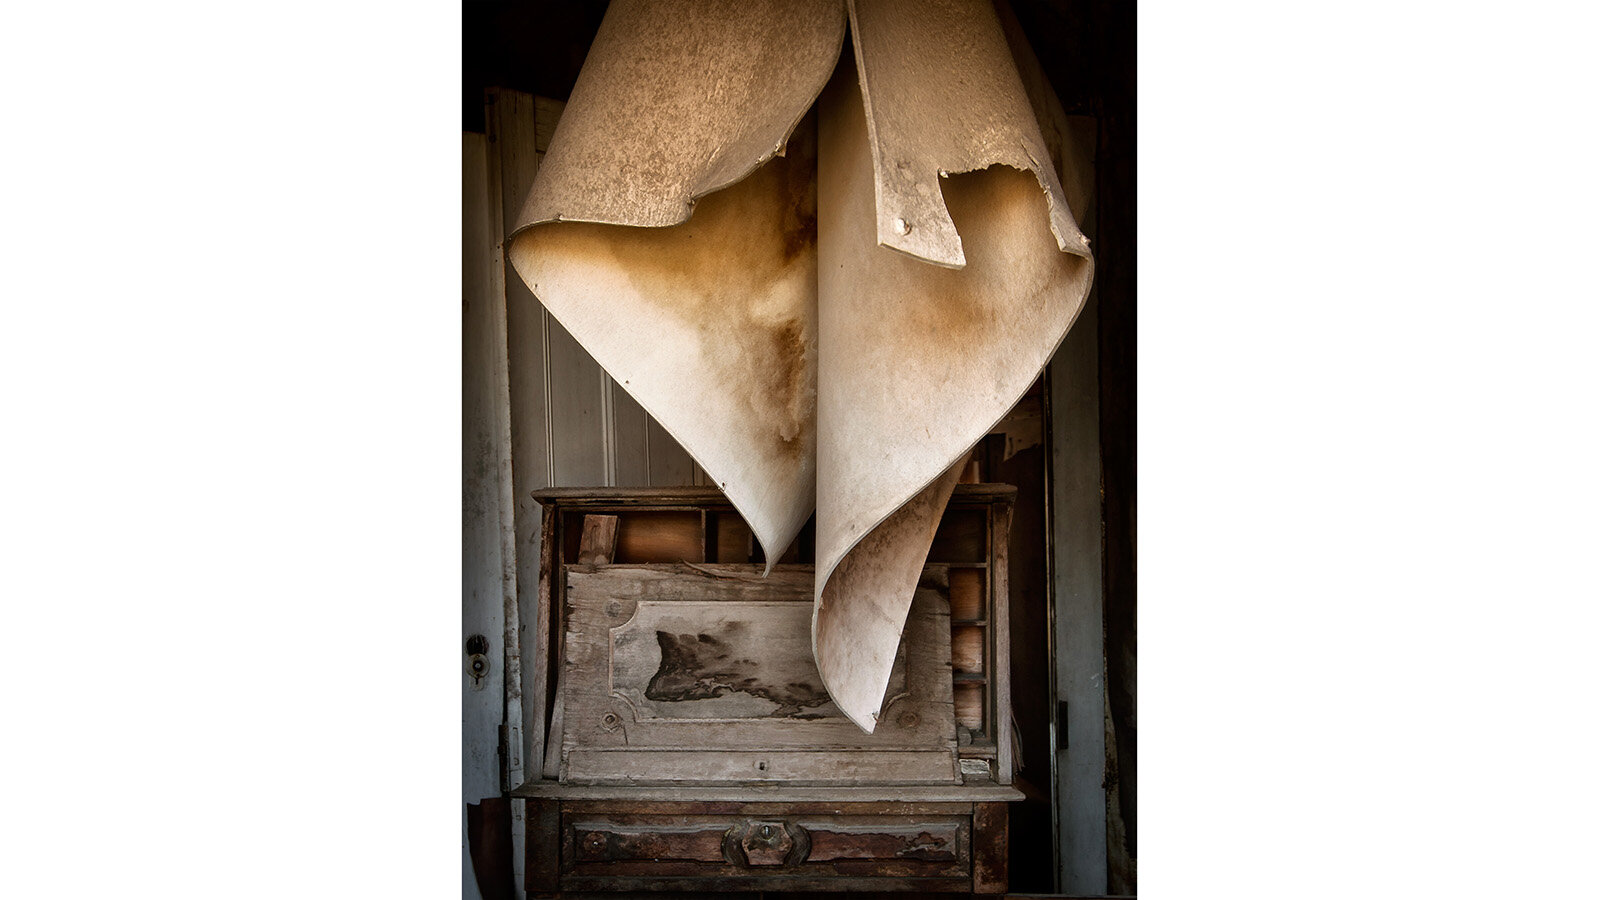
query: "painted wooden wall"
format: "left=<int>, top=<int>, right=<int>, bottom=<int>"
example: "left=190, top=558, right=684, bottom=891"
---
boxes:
left=462, top=129, right=514, bottom=900
left=463, top=88, right=708, bottom=900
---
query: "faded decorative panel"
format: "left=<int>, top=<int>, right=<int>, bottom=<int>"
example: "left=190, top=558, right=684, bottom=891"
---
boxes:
left=557, top=564, right=956, bottom=785
left=609, top=600, right=906, bottom=722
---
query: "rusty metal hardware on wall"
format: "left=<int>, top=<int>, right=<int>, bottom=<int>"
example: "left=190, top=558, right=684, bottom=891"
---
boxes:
left=465, top=633, right=490, bottom=690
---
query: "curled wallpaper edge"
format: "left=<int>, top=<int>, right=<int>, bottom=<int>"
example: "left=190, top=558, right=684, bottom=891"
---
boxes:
left=508, top=0, right=846, bottom=562
left=505, top=0, right=1095, bottom=734
left=811, top=12, right=1094, bottom=730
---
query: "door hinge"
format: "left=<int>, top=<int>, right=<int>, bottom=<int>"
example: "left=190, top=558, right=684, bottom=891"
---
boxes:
left=499, top=723, right=511, bottom=793
left=499, top=722, right=523, bottom=794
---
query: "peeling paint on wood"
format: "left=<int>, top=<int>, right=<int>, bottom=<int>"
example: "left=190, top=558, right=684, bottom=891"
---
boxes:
left=556, top=563, right=956, bottom=785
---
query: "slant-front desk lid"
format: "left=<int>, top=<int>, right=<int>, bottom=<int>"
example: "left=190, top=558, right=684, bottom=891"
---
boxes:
left=554, top=563, right=958, bottom=786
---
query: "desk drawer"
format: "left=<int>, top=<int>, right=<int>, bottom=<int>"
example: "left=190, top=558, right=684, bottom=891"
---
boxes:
left=554, top=806, right=973, bottom=892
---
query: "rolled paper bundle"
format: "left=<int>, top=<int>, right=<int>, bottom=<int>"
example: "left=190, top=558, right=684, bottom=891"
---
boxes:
left=954, top=683, right=985, bottom=732
left=949, top=568, right=984, bottom=621
left=614, top=512, right=703, bottom=564
left=951, top=625, right=985, bottom=675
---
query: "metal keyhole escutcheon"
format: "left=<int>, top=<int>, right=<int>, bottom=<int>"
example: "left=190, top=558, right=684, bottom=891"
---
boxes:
left=465, top=634, right=490, bottom=690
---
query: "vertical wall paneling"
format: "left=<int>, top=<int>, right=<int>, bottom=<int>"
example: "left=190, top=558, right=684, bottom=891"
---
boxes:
left=609, top=379, right=653, bottom=487
left=544, top=316, right=608, bottom=485
left=646, top=418, right=695, bottom=487
left=463, top=131, right=509, bottom=900
left=478, top=88, right=739, bottom=892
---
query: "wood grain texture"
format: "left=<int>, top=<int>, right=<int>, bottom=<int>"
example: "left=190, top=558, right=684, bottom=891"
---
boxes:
left=612, top=511, right=702, bottom=563
left=557, top=874, right=970, bottom=894
left=564, top=750, right=958, bottom=786
left=529, top=483, right=1018, bottom=505
left=950, top=566, right=984, bottom=620
left=952, top=625, right=985, bottom=675
left=804, top=819, right=963, bottom=863
left=712, top=511, right=755, bottom=564
left=991, top=499, right=1016, bottom=785
left=512, top=784, right=1023, bottom=804
left=558, top=810, right=969, bottom=881
left=954, top=683, right=985, bottom=731
left=528, top=504, right=557, bottom=785
left=575, top=515, right=617, bottom=566
left=569, top=819, right=728, bottom=864
left=462, top=130, right=508, bottom=804
left=485, top=90, right=551, bottom=818
left=556, top=564, right=957, bottom=784
left=515, top=488, right=1024, bottom=893
left=521, top=798, right=1010, bottom=894
left=524, top=798, right=560, bottom=894
left=930, top=507, right=989, bottom=564
left=971, top=802, right=1009, bottom=894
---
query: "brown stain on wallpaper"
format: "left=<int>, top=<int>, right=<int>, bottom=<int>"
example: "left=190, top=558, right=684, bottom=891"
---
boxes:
left=512, top=113, right=820, bottom=467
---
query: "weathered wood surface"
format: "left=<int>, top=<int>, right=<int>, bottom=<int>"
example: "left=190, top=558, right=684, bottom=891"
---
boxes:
left=574, top=515, right=617, bottom=566
left=929, top=507, right=989, bottom=565
left=485, top=97, right=549, bottom=897
left=713, top=511, right=755, bottom=563
left=804, top=819, right=963, bottom=863
left=991, top=500, right=1016, bottom=785
left=564, top=750, right=957, bottom=786
left=528, top=482, right=1017, bottom=506
left=541, top=662, right=566, bottom=781
left=556, top=874, right=970, bottom=894
left=463, top=130, right=507, bottom=804
left=529, top=504, right=557, bottom=786
left=524, top=799, right=559, bottom=894
left=524, top=488, right=1019, bottom=788
left=483, top=106, right=528, bottom=897
left=560, top=811, right=968, bottom=879
left=952, top=625, right=985, bottom=675
left=513, top=784, right=1022, bottom=804
left=464, top=129, right=509, bottom=900
left=568, top=818, right=728, bottom=864
left=971, top=802, right=1009, bottom=894
left=950, top=566, right=984, bottom=620
left=523, top=798, right=1008, bottom=895
left=954, top=683, right=985, bottom=732
left=555, top=564, right=956, bottom=784
left=483, top=95, right=708, bottom=870
left=605, top=599, right=884, bottom=722
left=1049, top=176, right=1109, bottom=897
left=612, top=511, right=702, bottom=563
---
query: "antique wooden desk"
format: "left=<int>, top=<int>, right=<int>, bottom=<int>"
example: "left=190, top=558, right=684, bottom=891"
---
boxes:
left=514, top=485, right=1020, bottom=895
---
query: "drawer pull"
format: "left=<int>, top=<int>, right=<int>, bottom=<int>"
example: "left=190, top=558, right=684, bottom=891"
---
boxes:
left=721, top=819, right=810, bottom=867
